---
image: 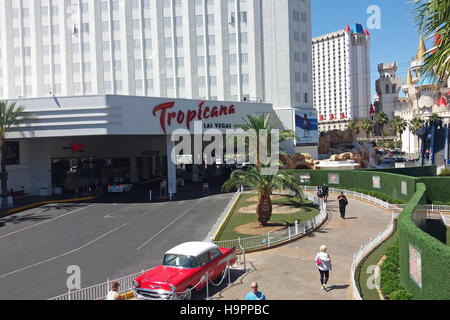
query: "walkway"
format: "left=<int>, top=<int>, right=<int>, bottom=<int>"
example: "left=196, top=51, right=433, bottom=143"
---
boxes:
left=211, top=193, right=393, bottom=300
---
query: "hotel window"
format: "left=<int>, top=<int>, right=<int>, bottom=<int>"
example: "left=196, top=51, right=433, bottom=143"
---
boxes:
left=196, top=35, right=204, bottom=47
left=166, top=58, right=173, bottom=69
left=241, top=74, right=249, bottom=85
left=301, top=12, right=307, bottom=22
left=177, top=57, right=184, bottom=68
left=230, top=74, right=237, bottom=85
left=196, top=15, right=203, bottom=26
left=164, top=17, right=171, bottom=28
left=207, top=14, right=214, bottom=25
left=144, top=19, right=151, bottom=29
left=198, top=76, right=206, bottom=87
left=208, top=55, right=216, bottom=66
left=240, top=12, right=247, bottom=24
left=229, top=54, right=237, bottom=65
left=176, top=37, right=183, bottom=48
left=209, top=76, right=217, bottom=86
left=241, top=53, right=248, bottom=64
left=166, top=78, right=174, bottom=89
left=165, top=37, right=172, bottom=48
left=197, top=56, right=205, bottom=67
left=207, top=35, right=216, bottom=46
left=240, top=33, right=248, bottom=44
left=228, top=34, right=236, bottom=46
left=134, top=60, right=142, bottom=71
left=175, top=16, right=183, bottom=27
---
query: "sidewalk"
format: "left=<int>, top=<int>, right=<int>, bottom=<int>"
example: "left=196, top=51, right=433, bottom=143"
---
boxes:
left=211, top=194, right=392, bottom=300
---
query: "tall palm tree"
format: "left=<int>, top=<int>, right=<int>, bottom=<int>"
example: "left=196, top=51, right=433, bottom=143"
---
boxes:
left=347, top=120, right=360, bottom=140
left=409, top=117, right=425, bottom=157
left=360, top=119, right=375, bottom=140
left=412, top=0, right=450, bottom=85
left=374, top=111, right=389, bottom=138
left=392, top=116, right=408, bottom=138
left=222, top=163, right=303, bottom=226
left=234, top=114, right=297, bottom=170
left=428, top=112, right=444, bottom=127
left=0, top=101, right=30, bottom=206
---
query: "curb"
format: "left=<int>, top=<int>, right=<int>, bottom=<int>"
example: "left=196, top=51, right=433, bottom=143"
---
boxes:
left=1, top=196, right=96, bottom=217
left=212, top=192, right=241, bottom=241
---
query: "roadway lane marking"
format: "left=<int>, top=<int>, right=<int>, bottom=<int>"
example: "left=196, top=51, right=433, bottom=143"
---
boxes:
left=0, top=213, right=144, bottom=280
left=0, top=204, right=94, bottom=240
left=136, top=198, right=203, bottom=251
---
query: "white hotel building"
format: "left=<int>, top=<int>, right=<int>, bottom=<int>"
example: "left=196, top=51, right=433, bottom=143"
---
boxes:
left=0, top=0, right=313, bottom=107
left=312, top=23, right=371, bottom=132
left=0, top=0, right=317, bottom=197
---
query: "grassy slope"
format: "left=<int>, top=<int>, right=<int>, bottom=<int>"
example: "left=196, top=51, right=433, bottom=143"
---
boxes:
left=215, top=193, right=320, bottom=241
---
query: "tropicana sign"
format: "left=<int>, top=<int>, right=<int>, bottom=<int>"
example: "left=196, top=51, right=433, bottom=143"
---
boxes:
left=152, top=101, right=236, bottom=134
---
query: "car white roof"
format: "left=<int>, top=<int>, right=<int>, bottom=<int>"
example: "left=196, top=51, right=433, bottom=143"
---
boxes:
left=165, top=242, right=218, bottom=257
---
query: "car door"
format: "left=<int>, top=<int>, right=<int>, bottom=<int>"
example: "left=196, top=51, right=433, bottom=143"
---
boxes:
left=208, top=248, right=225, bottom=280
left=193, top=251, right=211, bottom=288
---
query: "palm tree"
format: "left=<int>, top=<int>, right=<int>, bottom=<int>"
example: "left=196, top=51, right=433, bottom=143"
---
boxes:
left=409, top=117, right=425, bottom=157
left=234, top=114, right=297, bottom=169
left=412, top=0, right=450, bottom=85
left=222, top=163, right=303, bottom=226
left=360, top=119, right=375, bottom=140
left=0, top=101, right=30, bottom=206
left=374, top=112, right=389, bottom=138
left=346, top=120, right=360, bottom=140
left=392, top=116, right=408, bottom=138
left=428, top=112, right=444, bottom=127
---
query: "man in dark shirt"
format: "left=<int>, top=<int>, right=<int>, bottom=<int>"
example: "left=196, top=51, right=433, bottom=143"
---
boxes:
left=337, top=192, right=348, bottom=219
left=321, top=184, right=329, bottom=202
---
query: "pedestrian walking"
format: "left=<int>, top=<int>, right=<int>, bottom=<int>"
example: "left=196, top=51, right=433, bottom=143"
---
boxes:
left=106, top=281, right=122, bottom=300
left=245, top=282, right=266, bottom=300
left=316, top=186, right=323, bottom=203
left=315, top=245, right=332, bottom=291
left=321, top=184, right=329, bottom=202
left=337, top=192, right=348, bottom=219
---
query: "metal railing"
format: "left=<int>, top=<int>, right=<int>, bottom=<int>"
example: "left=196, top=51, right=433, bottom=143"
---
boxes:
left=49, top=270, right=147, bottom=300
left=350, top=214, right=395, bottom=300
left=213, top=191, right=327, bottom=252
left=300, top=185, right=406, bottom=212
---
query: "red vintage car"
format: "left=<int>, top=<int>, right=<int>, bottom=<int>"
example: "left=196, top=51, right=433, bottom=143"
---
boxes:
left=133, top=241, right=237, bottom=300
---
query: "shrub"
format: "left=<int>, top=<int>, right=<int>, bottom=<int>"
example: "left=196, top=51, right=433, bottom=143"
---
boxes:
left=390, top=289, right=414, bottom=300
left=380, top=261, right=398, bottom=274
left=433, top=201, right=444, bottom=205
left=384, top=253, right=399, bottom=268
left=381, top=270, right=402, bottom=297
left=439, top=168, right=450, bottom=176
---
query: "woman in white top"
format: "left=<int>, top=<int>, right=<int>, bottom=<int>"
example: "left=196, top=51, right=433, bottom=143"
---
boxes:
left=106, top=281, right=122, bottom=300
left=315, top=245, right=332, bottom=290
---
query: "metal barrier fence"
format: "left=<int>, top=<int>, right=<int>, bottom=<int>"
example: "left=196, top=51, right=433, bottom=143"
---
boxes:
left=213, top=191, right=327, bottom=252
left=49, top=270, right=147, bottom=300
left=350, top=215, right=395, bottom=300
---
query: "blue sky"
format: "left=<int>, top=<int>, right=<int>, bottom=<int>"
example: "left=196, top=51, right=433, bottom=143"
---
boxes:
left=311, top=0, right=433, bottom=100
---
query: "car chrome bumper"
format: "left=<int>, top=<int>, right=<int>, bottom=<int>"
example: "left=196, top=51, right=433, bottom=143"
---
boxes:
left=133, top=288, right=180, bottom=300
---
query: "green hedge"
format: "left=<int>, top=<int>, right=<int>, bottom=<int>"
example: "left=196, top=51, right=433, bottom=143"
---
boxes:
left=398, top=183, right=450, bottom=299
left=417, top=177, right=450, bottom=204
left=360, top=166, right=437, bottom=177
left=287, top=169, right=417, bottom=202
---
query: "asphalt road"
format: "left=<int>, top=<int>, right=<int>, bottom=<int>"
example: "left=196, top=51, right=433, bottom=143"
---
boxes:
left=0, top=185, right=234, bottom=300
